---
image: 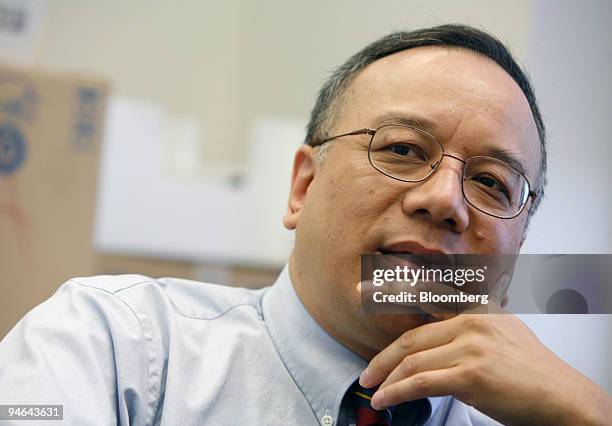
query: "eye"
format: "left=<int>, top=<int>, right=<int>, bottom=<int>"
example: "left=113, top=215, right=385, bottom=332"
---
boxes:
left=391, top=144, right=411, bottom=155
left=386, top=143, right=426, bottom=160
left=471, top=174, right=511, bottom=200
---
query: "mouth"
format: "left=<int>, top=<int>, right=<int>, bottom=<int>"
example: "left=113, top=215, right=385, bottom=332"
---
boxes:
left=378, top=240, right=448, bottom=255
left=378, top=249, right=411, bottom=255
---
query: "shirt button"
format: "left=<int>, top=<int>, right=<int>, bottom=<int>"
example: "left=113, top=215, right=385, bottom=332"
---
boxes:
left=321, top=414, right=333, bottom=426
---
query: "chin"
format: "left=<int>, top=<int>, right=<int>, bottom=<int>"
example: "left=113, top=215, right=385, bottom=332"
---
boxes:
left=358, top=312, right=434, bottom=350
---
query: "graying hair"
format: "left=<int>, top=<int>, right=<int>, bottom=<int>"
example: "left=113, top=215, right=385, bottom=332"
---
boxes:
left=305, top=24, right=547, bottom=217
left=313, top=142, right=332, bottom=164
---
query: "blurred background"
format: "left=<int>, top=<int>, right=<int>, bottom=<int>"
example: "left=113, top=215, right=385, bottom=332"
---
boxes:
left=0, top=0, right=610, bottom=390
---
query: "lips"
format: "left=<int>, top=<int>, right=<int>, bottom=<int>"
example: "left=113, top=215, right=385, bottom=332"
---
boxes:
left=376, top=240, right=455, bottom=271
left=379, top=240, right=447, bottom=255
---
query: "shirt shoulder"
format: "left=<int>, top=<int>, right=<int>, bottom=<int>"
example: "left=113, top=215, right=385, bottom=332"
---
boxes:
left=67, top=273, right=268, bottom=321
left=0, top=274, right=271, bottom=425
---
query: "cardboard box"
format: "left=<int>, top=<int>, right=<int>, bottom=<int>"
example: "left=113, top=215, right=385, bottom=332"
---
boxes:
left=94, top=254, right=196, bottom=281
left=0, top=64, right=107, bottom=338
left=94, top=254, right=281, bottom=290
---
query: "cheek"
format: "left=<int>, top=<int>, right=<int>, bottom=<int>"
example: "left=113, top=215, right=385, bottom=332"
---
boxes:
left=309, top=163, right=396, bottom=252
left=472, top=216, right=523, bottom=253
left=326, top=161, right=392, bottom=215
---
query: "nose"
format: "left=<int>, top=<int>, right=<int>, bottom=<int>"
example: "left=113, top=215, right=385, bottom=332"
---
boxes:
left=401, top=156, right=470, bottom=232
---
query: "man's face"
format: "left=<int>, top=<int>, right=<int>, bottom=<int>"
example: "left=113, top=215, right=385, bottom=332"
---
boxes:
left=284, top=46, right=541, bottom=357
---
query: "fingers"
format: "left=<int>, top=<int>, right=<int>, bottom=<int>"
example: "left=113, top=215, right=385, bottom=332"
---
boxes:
left=359, top=317, right=460, bottom=388
left=371, top=368, right=458, bottom=410
left=378, top=343, right=457, bottom=390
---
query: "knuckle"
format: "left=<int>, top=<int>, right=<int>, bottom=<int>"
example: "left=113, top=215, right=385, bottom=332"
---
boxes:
left=401, top=355, right=418, bottom=375
left=369, top=355, right=384, bottom=373
left=462, top=314, right=480, bottom=327
left=400, top=328, right=417, bottom=350
left=463, top=314, right=488, bottom=332
left=461, top=363, right=484, bottom=385
left=461, top=340, right=485, bottom=358
left=412, top=374, right=430, bottom=395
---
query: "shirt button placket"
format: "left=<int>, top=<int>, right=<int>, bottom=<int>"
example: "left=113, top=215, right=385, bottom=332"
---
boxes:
left=321, top=413, right=334, bottom=426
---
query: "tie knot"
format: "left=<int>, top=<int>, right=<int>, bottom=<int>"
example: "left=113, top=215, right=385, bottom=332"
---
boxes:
left=349, top=382, right=394, bottom=426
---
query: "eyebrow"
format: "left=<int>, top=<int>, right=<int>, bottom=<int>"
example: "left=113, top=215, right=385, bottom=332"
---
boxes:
left=481, top=146, right=529, bottom=178
left=373, top=112, right=437, bottom=134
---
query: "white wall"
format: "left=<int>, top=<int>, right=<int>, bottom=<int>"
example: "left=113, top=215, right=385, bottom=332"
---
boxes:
left=522, top=0, right=612, bottom=254
left=39, top=0, right=533, bottom=167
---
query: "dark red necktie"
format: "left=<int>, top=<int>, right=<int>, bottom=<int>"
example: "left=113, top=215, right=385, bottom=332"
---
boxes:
left=350, top=382, right=395, bottom=426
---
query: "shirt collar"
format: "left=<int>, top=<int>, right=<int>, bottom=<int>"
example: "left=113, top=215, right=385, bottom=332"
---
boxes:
left=262, top=264, right=365, bottom=423
left=262, top=264, right=443, bottom=424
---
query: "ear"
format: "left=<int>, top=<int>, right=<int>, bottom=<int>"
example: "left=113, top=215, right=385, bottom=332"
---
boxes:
left=501, top=294, right=509, bottom=308
left=283, top=145, right=316, bottom=230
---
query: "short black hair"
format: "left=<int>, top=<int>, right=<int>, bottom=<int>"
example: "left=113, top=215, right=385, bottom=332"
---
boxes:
left=305, top=24, right=546, bottom=216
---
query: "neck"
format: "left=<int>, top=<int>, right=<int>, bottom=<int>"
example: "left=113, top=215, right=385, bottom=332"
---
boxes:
left=288, top=256, right=378, bottom=360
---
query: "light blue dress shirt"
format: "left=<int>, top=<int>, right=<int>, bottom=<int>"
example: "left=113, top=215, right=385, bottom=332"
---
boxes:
left=0, top=266, right=501, bottom=425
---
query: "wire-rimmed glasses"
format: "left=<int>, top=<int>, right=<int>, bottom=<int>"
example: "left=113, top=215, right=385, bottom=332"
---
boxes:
left=317, top=124, right=537, bottom=219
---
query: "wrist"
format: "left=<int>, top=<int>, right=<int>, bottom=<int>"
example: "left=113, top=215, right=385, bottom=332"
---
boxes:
left=553, top=384, right=611, bottom=426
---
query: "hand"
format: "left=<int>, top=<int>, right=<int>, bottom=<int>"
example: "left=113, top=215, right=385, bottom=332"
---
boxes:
left=359, top=311, right=611, bottom=425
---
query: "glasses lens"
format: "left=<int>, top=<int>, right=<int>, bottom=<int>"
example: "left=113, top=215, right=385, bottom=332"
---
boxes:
left=463, top=157, right=530, bottom=218
left=368, top=125, right=442, bottom=181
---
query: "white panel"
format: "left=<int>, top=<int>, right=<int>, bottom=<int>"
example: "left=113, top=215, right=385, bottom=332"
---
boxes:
left=94, top=96, right=300, bottom=267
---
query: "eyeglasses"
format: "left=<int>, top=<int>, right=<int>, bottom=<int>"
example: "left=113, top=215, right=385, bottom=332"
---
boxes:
left=317, top=124, right=537, bottom=219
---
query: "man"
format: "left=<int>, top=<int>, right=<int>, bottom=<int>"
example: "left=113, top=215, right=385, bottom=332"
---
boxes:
left=0, top=24, right=609, bottom=425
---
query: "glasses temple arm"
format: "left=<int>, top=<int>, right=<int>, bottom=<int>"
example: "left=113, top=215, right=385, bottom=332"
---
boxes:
left=319, top=128, right=376, bottom=144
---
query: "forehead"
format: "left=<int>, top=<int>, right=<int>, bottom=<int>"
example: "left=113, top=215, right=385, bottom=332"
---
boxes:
left=339, top=46, right=541, bottom=181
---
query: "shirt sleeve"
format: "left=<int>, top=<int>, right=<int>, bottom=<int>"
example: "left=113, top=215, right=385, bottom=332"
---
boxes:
left=0, top=279, right=152, bottom=425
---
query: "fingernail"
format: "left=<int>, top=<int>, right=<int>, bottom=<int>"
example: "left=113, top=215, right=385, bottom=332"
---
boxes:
left=371, top=389, right=385, bottom=410
left=359, top=368, right=373, bottom=387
